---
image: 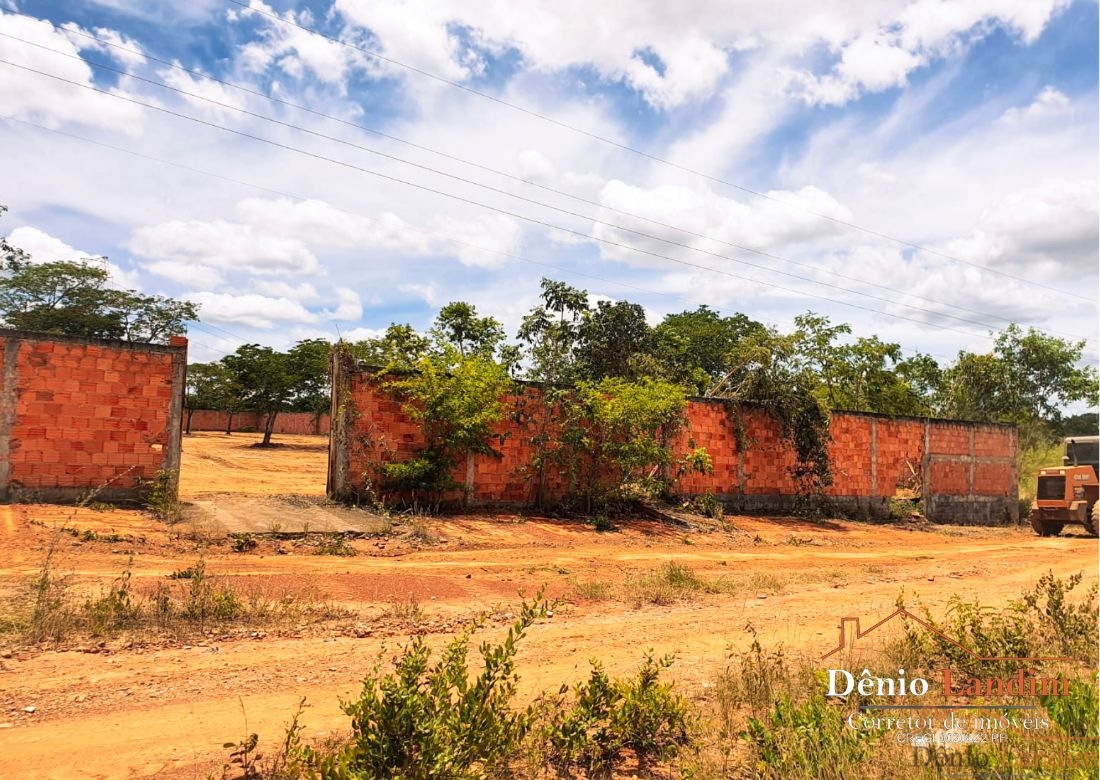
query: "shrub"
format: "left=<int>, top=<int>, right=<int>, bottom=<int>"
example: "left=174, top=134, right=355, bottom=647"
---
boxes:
left=536, top=653, right=690, bottom=777
left=377, top=348, right=512, bottom=509
left=890, top=571, right=1098, bottom=676
left=231, top=533, right=258, bottom=553
left=1018, top=571, right=1098, bottom=661
left=145, top=468, right=181, bottom=521
left=9, top=552, right=346, bottom=647
left=323, top=597, right=547, bottom=779
left=590, top=515, right=615, bottom=533
left=689, top=491, right=724, bottom=521
left=312, top=534, right=356, bottom=557
left=566, top=377, right=707, bottom=507
left=743, top=688, right=879, bottom=779
left=1042, top=679, right=1099, bottom=739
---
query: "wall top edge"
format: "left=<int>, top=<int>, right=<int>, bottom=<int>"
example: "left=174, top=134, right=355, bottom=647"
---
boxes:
left=0, top=328, right=187, bottom=355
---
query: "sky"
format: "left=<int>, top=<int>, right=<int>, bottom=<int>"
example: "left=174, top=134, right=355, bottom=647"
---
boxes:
left=0, top=0, right=1097, bottom=368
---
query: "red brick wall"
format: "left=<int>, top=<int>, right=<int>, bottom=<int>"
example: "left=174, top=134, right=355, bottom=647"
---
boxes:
left=329, top=370, right=1018, bottom=523
left=186, top=409, right=330, bottom=435
left=0, top=330, right=186, bottom=503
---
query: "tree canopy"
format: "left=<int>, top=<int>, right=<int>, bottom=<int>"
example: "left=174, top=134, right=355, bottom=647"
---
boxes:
left=1, top=206, right=198, bottom=344
left=188, top=339, right=333, bottom=446
left=174, top=276, right=1094, bottom=465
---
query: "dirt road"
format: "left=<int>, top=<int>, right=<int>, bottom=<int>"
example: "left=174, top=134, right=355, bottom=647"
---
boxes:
left=0, top=433, right=1095, bottom=779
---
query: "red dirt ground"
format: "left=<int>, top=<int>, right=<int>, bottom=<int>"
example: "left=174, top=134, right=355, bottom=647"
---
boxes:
left=0, top=432, right=1096, bottom=779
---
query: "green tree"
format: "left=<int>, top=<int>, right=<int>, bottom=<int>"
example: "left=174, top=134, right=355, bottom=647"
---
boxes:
left=184, top=362, right=245, bottom=435
left=516, top=279, right=591, bottom=505
left=654, top=306, right=766, bottom=393
left=220, top=344, right=297, bottom=447
left=431, top=301, right=505, bottom=357
left=788, top=311, right=852, bottom=409
left=567, top=377, right=704, bottom=507
left=286, top=338, right=333, bottom=432
left=715, top=327, right=833, bottom=490
left=380, top=346, right=512, bottom=507
left=1, top=207, right=198, bottom=344
left=750, top=311, right=941, bottom=417
left=575, top=300, right=656, bottom=381
left=830, top=337, right=941, bottom=416
left=1059, top=412, right=1099, bottom=437
left=939, top=325, right=1097, bottom=429
left=517, top=279, right=590, bottom=386
left=350, top=324, right=430, bottom=371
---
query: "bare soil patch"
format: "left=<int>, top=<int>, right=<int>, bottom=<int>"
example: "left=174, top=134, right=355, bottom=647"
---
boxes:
left=0, top=434, right=1095, bottom=779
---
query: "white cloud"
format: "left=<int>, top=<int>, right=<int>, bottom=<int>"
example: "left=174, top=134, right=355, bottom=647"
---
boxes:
left=788, top=0, right=1073, bottom=106
left=252, top=280, right=320, bottom=301
left=591, top=181, right=852, bottom=265
left=234, top=197, right=432, bottom=253
left=516, top=149, right=556, bottom=183
left=6, top=225, right=140, bottom=288
left=856, top=162, right=897, bottom=184
left=333, top=0, right=475, bottom=84
left=326, top=286, right=362, bottom=320
left=941, top=179, right=1099, bottom=273
left=91, top=27, right=146, bottom=67
left=233, top=0, right=370, bottom=89
left=398, top=282, right=437, bottom=306
left=0, top=11, right=144, bottom=130
left=82, top=0, right=222, bottom=21
left=158, top=64, right=247, bottom=121
left=235, top=196, right=522, bottom=267
left=898, top=0, right=1073, bottom=50
left=332, top=0, right=733, bottom=109
left=60, top=23, right=147, bottom=68
left=341, top=326, right=385, bottom=341
left=317, top=0, right=1077, bottom=112
left=143, top=260, right=224, bottom=286
left=129, top=219, right=320, bottom=276
left=790, top=33, right=924, bottom=106
left=427, top=213, right=522, bottom=268
left=184, top=291, right=319, bottom=328
left=6, top=224, right=90, bottom=262
left=1000, top=85, right=1071, bottom=124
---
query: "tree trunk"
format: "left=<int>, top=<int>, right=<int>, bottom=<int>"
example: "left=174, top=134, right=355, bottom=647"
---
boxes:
left=262, top=410, right=278, bottom=446
left=225, top=412, right=234, bottom=435
left=185, top=408, right=194, bottom=435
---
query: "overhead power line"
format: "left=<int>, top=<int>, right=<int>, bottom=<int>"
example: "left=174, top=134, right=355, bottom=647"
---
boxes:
left=5, top=114, right=975, bottom=366
left=3, top=44, right=1093, bottom=348
left=2, top=57, right=1094, bottom=354
left=17, top=28, right=1086, bottom=331
left=224, top=0, right=1097, bottom=304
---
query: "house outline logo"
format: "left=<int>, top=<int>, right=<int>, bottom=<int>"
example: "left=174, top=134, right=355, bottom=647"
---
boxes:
left=821, top=607, right=1074, bottom=662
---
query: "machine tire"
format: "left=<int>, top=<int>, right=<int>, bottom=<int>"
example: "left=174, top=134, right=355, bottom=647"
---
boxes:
left=1030, top=511, right=1062, bottom=537
left=1084, top=502, right=1099, bottom=537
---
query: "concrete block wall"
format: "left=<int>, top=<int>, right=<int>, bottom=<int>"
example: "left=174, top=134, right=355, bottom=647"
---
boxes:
left=186, top=409, right=330, bottom=435
left=329, top=365, right=1018, bottom=524
left=0, top=329, right=186, bottom=503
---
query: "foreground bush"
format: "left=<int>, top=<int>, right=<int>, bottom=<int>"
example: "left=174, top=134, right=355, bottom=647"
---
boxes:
left=534, top=653, right=691, bottom=777
left=890, top=571, right=1098, bottom=676
left=215, top=572, right=1099, bottom=779
left=322, top=599, right=545, bottom=780
left=275, top=598, right=692, bottom=780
